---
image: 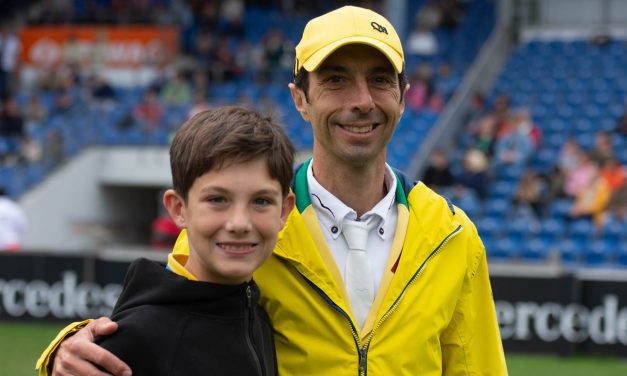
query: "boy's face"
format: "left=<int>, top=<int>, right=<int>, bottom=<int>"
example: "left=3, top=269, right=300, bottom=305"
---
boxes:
left=165, top=158, right=294, bottom=284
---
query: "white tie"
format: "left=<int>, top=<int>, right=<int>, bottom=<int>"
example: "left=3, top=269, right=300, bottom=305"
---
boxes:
left=343, top=216, right=379, bottom=329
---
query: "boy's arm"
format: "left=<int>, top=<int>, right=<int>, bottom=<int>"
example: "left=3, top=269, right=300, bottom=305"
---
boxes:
left=36, top=317, right=131, bottom=376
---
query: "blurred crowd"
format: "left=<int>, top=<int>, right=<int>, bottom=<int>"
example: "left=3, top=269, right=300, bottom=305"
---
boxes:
left=422, top=89, right=627, bottom=231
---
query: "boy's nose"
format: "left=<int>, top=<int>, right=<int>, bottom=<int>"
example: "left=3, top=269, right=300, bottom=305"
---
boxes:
left=225, top=207, right=253, bottom=233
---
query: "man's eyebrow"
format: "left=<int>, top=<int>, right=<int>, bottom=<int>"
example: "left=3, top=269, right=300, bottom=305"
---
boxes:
left=369, top=66, right=396, bottom=75
left=316, top=65, right=395, bottom=76
left=316, top=65, right=348, bottom=75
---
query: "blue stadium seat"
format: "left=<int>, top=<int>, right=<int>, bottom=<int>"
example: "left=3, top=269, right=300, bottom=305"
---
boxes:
left=569, top=219, right=595, bottom=243
left=549, top=199, right=573, bottom=220
left=476, top=216, right=502, bottom=239
left=558, top=239, right=584, bottom=265
left=584, top=238, right=617, bottom=266
left=522, top=238, right=552, bottom=262
left=490, top=237, right=520, bottom=261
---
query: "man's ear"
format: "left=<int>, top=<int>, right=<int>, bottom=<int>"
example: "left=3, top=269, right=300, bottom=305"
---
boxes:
left=280, top=192, right=295, bottom=227
left=400, top=82, right=409, bottom=117
left=163, top=189, right=186, bottom=228
left=288, top=83, right=310, bottom=122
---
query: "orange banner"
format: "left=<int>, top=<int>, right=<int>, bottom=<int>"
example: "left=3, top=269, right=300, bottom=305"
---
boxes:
left=20, top=26, right=179, bottom=68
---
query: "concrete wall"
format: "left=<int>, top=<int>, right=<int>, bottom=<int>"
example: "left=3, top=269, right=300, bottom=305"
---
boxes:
left=19, top=146, right=171, bottom=252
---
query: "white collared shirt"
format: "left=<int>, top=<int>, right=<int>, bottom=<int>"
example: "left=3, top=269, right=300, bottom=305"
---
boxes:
left=307, top=162, right=398, bottom=292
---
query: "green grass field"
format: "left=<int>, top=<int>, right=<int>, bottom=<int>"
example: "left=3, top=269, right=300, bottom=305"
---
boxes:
left=2, top=320, right=626, bottom=376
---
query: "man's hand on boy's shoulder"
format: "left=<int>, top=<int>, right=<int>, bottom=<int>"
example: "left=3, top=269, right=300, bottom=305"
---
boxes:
left=52, top=317, right=131, bottom=376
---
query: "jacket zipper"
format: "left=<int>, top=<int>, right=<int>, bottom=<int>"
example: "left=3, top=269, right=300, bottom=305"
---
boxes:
left=360, top=225, right=463, bottom=367
left=302, top=224, right=462, bottom=375
left=245, top=285, right=264, bottom=376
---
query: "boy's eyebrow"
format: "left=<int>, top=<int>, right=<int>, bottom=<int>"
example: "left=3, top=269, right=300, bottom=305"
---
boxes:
left=199, top=186, right=282, bottom=196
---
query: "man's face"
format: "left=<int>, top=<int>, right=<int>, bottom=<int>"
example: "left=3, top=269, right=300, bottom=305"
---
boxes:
left=165, top=158, right=294, bottom=284
left=291, top=44, right=406, bottom=167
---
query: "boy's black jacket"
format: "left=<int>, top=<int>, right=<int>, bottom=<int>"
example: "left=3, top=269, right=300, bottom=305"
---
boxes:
left=96, top=258, right=277, bottom=376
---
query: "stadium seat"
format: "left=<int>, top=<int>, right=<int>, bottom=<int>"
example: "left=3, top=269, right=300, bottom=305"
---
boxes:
left=522, top=238, right=552, bottom=262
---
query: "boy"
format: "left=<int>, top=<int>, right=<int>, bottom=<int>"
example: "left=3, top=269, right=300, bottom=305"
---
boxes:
left=96, top=106, right=294, bottom=375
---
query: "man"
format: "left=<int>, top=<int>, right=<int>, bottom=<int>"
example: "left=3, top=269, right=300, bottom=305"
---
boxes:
left=40, top=6, right=507, bottom=375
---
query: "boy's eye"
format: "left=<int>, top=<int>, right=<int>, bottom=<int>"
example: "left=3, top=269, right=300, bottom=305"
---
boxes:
left=207, top=196, right=226, bottom=204
left=254, top=197, right=272, bottom=206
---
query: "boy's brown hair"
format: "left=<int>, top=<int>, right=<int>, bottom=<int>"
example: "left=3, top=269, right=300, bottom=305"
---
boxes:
left=169, top=106, right=295, bottom=201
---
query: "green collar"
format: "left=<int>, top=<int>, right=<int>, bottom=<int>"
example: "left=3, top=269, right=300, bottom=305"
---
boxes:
left=292, top=158, right=409, bottom=213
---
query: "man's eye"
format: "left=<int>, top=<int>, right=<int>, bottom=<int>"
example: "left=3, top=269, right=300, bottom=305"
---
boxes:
left=325, top=75, right=344, bottom=83
left=373, top=76, right=393, bottom=84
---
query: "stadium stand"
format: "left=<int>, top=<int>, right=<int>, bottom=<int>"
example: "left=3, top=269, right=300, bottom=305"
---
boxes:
left=3, top=1, right=625, bottom=268
left=450, top=36, right=627, bottom=268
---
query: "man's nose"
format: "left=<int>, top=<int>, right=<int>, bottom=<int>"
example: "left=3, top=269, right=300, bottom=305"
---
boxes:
left=350, top=78, right=375, bottom=113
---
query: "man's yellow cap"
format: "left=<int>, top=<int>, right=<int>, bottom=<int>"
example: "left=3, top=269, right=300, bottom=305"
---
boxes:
left=294, top=6, right=405, bottom=77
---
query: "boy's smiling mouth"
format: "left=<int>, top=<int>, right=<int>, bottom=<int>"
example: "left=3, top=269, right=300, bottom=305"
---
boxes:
left=217, top=242, right=258, bottom=254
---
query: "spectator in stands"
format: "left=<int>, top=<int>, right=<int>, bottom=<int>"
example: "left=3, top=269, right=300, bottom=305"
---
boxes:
left=615, top=111, right=627, bottom=136
left=150, top=190, right=180, bottom=251
left=43, top=129, right=65, bottom=171
left=472, top=114, right=497, bottom=158
left=160, top=70, right=192, bottom=106
left=210, top=38, right=242, bottom=83
left=464, top=92, right=488, bottom=128
left=518, top=107, right=542, bottom=149
left=600, top=156, right=626, bottom=192
left=438, top=0, right=465, bottom=31
left=0, top=24, right=22, bottom=97
left=557, top=136, right=581, bottom=175
left=422, top=147, right=454, bottom=193
left=405, top=63, right=444, bottom=113
left=23, top=93, right=48, bottom=131
left=406, top=21, right=438, bottom=57
left=259, top=28, right=292, bottom=83
left=61, top=35, right=83, bottom=71
left=53, top=76, right=78, bottom=115
left=218, top=0, right=245, bottom=38
left=545, top=164, right=568, bottom=201
left=569, top=166, right=611, bottom=229
left=492, top=111, right=534, bottom=169
left=606, top=185, right=627, bottom=222
left=435, top=62, right=459, bottom=100
left=513, top=169, right=547, bottom=220
left=591, top=131, right=614, bottom=161
left=0, top=95, right=26, bottom=162
left=90, top=76, right=117, bottom=105
left=564, top=151, right=600, bottom=198
left=455, top=147, right=490, bottom=200
left=491, top=93, right=511, bottom=131
left=0, top=186, right=27, bottom=251
left=133, top=87, right=164, bottom=132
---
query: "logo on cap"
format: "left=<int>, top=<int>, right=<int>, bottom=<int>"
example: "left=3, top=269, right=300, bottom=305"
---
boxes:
left=371, top=21, right=388, bottom=34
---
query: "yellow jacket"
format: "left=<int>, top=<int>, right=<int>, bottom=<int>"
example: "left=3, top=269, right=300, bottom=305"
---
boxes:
left=244, top=164, right=507, bottom=375
left=38, top=163, right=507, bottom=375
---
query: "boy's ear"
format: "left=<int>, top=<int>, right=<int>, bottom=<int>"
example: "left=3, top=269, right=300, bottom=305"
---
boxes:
left=280, top=192, right=295, bottom=227
left=288, top=83, right=310, bottom=122
left=163, top=189, right=186, bottom=228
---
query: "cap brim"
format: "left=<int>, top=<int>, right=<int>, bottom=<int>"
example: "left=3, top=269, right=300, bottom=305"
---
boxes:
left=301, top=36, right=404, bottom=74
